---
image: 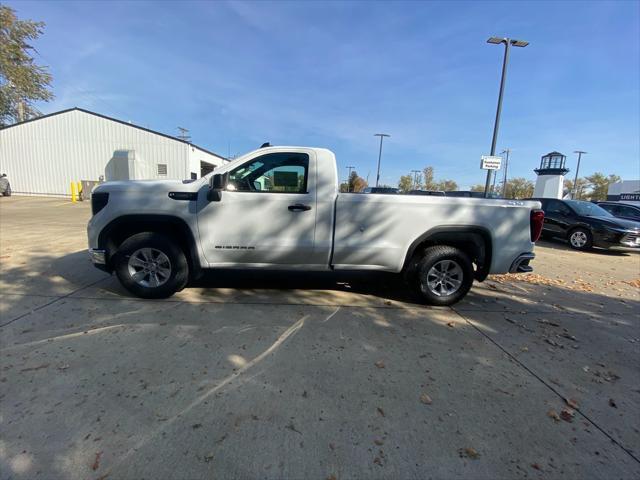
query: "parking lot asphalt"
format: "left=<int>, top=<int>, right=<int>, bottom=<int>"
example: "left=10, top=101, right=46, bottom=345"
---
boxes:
left=1, top=196, right=639, bottom=479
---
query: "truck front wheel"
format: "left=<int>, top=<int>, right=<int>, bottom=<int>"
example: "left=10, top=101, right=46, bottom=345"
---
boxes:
left=113, top=232, right=189, bottom=299
left=413, top=246, right=474, bottom=306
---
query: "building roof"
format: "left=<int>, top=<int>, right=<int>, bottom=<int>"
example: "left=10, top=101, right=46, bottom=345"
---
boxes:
left=0, top=107, right=227, bottom=160
left=542, top=151, right=565, bottom=158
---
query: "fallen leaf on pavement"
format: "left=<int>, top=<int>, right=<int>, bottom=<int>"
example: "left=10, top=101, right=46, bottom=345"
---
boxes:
left=420, top=393, right=432, bottom=405
left=531, top=463, right=542, bottom=470
left=459, top=447, right=480, bottom=459
left=192, top=423, right=202, bottom=429
left=539, top=319, right=560, bottom=327
left=327, top=475, right=337, bottom=480
left=446, top=321, right=455, bottom=328
left=374, top=438, right=384, bottom=446
left=20, top=363, right=50, bottom=372
left=560, top=332, right=578, bottom=342
left=609, top=398, right=617, bottom=408
left=374, top=361, right=385, bottom=369
left=377, top=407, right=385, bottom=417
left=92, top=451, right=103, bottom=471
left=560, top=408, right=575, bottom=422
left=547, top=409, right=560, bottom=422
left=204, top=453, right=214, bottom=463
left=565, top=398, right=579, bottom=409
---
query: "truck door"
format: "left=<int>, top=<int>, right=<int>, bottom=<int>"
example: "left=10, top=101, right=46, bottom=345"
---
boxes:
left=197, top=150, right=320, bottom=267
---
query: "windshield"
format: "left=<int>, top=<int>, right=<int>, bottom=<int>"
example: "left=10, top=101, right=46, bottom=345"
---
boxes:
left=565, top=200, right=613, bottom=217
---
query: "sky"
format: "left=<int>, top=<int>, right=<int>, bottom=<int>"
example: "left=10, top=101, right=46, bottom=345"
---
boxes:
left=9, top=0, right=640, bottom=188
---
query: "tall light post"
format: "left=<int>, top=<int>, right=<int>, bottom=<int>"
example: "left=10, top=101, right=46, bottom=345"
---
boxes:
left=484, top=37, right=529, bottom=198
left=572, top=151, right=587, bottom=199
left=346, top=165, right=355, bottom=192
left=501, top=148, right=510, bottom=198
left=411, top=169, right=420, bottom=190
left=374, top=133, right=390, bottom=187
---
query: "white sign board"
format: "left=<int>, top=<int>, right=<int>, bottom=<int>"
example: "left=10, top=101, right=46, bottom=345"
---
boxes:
left=480, top=156, right=502, bottom=170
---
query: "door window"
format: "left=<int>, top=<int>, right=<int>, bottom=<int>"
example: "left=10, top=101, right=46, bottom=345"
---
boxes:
left=599, top=204, right=617, bottom=214
left=227, top=153, right=309, bottom=193
left=618, top=205, right=640, bottom=218
left=546, top=200, right=571, bottom=216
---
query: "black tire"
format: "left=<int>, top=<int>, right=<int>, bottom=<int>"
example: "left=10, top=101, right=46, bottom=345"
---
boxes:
left=411, top=245, right=474, bottom=306
left=113, top=232, right=189, bottom=299
left=567, top=227, right=593, bottom=251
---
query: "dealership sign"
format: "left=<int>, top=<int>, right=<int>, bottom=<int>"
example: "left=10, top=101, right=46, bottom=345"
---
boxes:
left=620, top=192, right=640, bottom=202
left=480, top=156, right=502, bottom=170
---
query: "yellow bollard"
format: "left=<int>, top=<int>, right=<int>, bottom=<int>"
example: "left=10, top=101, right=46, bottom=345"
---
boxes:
left=71, top=182, right=77, bottom=203
left=77, top=181, right=83, bottom=201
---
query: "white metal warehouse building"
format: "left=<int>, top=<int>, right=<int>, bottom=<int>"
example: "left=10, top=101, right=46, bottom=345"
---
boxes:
left=0, top=108, right=227, bottom=196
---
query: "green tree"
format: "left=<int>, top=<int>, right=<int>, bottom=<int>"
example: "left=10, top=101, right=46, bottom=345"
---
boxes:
left=504, top=177, right=534, bottom=199
left=344, top=170, right=367, bottom=192
left=584, top=173, right=621, bottom=201
left=470, top=184, right=485, bottom=192
left=0, top=5, right=53, bottom=126
left=435, top=179, right=458, bottom=191
left=564, top=177, right=589, bottom=199
left=422, top=166, right=436, bottom=190
left=398, top=174, right=414, bottom=193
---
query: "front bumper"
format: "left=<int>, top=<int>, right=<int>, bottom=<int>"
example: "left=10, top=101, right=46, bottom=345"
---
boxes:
left=509, top=252, right=535, bottom=273
left=594, top=230, right=640, bottom=249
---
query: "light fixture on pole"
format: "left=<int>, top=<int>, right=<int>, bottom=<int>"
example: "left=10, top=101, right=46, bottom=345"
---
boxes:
left=346, top=165, right=355, bottom=192
left=484, top=36, right=529, bottom=198
left=501, top=148, right=510, bottom=198
left=572, top=151, right=587, bottom=199
left=374, top=133, right=390, bottom=187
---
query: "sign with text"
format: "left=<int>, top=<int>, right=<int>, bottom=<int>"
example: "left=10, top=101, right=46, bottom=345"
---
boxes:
left=620, top=193, right=640, bottom=202
left=480, top=156, right=502, bottom=170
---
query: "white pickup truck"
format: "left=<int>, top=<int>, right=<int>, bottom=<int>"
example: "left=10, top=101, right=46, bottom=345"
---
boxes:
left=88, top=146, right=544, bottom=305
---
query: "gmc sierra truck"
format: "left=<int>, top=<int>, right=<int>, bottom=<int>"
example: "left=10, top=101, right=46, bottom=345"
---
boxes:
left=87, top=146, right=544, bottom=305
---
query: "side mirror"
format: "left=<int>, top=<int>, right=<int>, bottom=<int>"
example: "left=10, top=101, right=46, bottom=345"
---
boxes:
left=207, top=173, right=228, bottom=202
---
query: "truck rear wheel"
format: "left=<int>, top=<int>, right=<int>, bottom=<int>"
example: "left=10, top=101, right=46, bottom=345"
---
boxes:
left=113, top=232, right=188, bottom=299
left=413, top=246, right=474, bottom=306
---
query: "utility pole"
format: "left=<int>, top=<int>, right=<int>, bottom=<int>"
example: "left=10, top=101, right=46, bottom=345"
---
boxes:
left=346, top=166, right=355, bottom=192
left=411, top=169, right=420, bottom=190
left=572, top=151, right=587, bottom=199
left=484, top=37, right=529, bottom=198
left=177, top=127, right=191, bottom=142
left=374, top=133, right=390, bottom=187
left=501, top=148, right=510, bottom=198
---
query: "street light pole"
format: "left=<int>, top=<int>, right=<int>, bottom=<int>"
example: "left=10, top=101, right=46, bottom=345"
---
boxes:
left=346, top=165, right=355, bottom=192
left=411, top=169, right=420, bottom=190
left=374, top=133, right=390, bottom=187
left=571, top=151, right=587, bottom=199
left=484, top=37, right=529, bottom=198
left=501, top=148, right=510, bottom=198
